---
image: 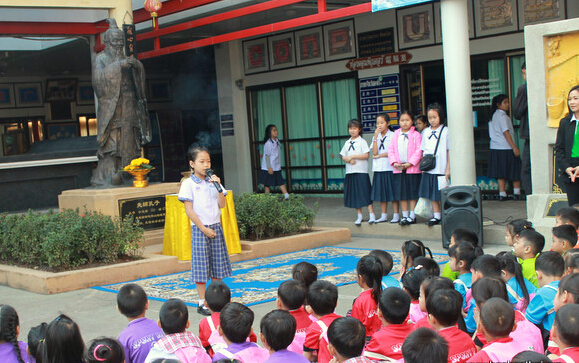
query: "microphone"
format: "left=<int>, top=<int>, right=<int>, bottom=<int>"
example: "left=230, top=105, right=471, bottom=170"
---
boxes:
left=205, top=169, right=223, bottom=193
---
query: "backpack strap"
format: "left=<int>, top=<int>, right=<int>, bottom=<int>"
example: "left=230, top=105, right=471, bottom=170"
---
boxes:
left=545, top=285, right=559, bottom=315
left=506, top=283, right=523, bottom=302
left=558, top=355, right=574, bottom=363
left=363, top=351, right=398, bottom=362
left=206, top=316, right=216, bottom=332
left=220, top=349, right=234, bottom=359
left=316, top=320, right=328, bottom=341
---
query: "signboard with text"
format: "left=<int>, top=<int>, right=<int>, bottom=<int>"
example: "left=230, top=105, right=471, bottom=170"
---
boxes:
left=372, top=0, right=433, bottom=12
left=119, top=195, right=166, bottom=230
left=359, top=75, right=400, bottom=132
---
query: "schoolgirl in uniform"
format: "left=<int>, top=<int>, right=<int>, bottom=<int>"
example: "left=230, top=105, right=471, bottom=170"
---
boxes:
left=370, top=113, right=397, bottom=223
left=178, top=145, right=232, bottom=316
left=259, top=124, right=290, bottom=199
left=418, top=103, right=450, bottom=226
left=340, top=119, right=375, bottom=225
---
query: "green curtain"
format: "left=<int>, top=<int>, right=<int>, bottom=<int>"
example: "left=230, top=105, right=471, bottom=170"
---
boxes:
left=255, top=89, right=284, bottom=140
left=509, top=55, right=526, bottom=149
left=487, top=59, right=506, bottom=100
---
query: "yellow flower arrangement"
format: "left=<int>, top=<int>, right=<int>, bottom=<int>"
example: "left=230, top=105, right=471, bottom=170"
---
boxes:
left=123, top=157, right=153, bottom=171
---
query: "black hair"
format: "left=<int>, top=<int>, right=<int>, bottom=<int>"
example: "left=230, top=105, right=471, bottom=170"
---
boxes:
left=496, top=251, right=531, bottom=309
left=471, top=277, right=509, bottom=306
left=426, top=289, right=463, bottom=327
left=263, top=124, right=277, bottom=143
left=507, top=219, right=534, bottom=239
left=327, top=317, right=366, bottom=359
left=518, top=229, right=545, bottom=255
left=511, top=351, right=552, bottom=363
left=491, top=94, right=509, bottom=115
left=448, top=242, right=483, bottom=271
left=414, top=114, right=429, bottom=128
left=277, top=279, right=307, bottom=310
left=556, top=207, right=579, bottom=228
left=117, top=283, right=148, bottom=318
left=564, top=249, right=579, bottom=271
left=86, top=337, right=124, bottom=363
left=426, top=102, right=445, bottom=122
left=480, top=297, right=515, bottom=338
left=152, top=360, right=186, bottom=363
left=379, top=287, right=410, bottom=324
left=521, top=62, right=526, bottom=70
left=159, top=298, right=188, bottom=335
left=402, top=328, right=449, bottom=363
left=347, top=119, right=363, bottom=135
left=471, top=255, right=502, bottom=279
left=259, top=309, right=296, bottom=352
left=27, top=322, right=48, bottom=363
left=205, top=281, right=231, bottom=313
left=399, top=110, right=414, bottom=122
left=413, top=257, right=440, bottom=276
left=558, top=273, right=579, bottom=304
left=307, top=280, right=338, bottom=316
left=402, top=267, right=430, bottom=300
left=0, top=305, right=25, bottom=363
left=377, top=113, right=395, bottom=132
left=536, top=251, right=565, bottom=277
left=567, top=85, right=579, bottom=117
left=43, top=314, right=85, bottom=363
left=187, top=145, right=210, bottom=163
left=357, top=255, right=383, bottom=305
left=401, top=240, right=432, bottom=275
left=292, top=261, right=318, bottom=291
left=422, top=276, right=454, bottom=300
left=213, top=360, right=241, bottom=363
left=369, top=250, right=393, bottom=276
left=554, top=304, right=579, bottom=346
left=220, top=302, right=254, bottom=344
left=451, top=228, right=479, bottom=246
left=553, top=224, right=578, bottom=247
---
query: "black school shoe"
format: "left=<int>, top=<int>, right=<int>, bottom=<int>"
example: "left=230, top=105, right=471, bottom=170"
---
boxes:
left=197, top=304, right=211, bottom=316
left=426, top=218, right=441, bottom=226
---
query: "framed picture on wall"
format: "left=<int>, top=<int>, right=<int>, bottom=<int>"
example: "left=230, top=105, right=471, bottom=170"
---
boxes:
left=147, top=79, right=171, bottom=103
left=46, top=123, right=79, bottom=140
left=76, top=82, right=94, bottom=105
left=268, top=33, right=296, bottom=70
left=0, top=84, right=15, bottom=108
left=397, top=4, right=435, bottom=49
left=518, top=0, right=565, bottom=29
left=474, top=0, right=518, bottom=37
left=243, top=38, right=269, bottom=74
left=45, top=79, right=77, bottom=102
left=15, top=83, right=43, bottom=108
left=323, top=20, right=356, bottom=61
left=295, top=26, right=324, bottom=66
left=434, top=1, right=474, bottom=44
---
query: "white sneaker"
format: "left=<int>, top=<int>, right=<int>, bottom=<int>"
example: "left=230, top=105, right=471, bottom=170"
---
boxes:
left=390, top=217, right=400, bottom=223
left=368, top=216, right=376, bottom=224
left=375, top=215, right=388, bottom=223
left=354, top=216, right=363, bottom=226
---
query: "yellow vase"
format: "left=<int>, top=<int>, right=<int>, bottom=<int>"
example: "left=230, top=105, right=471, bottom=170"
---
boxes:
left=127, top=169, right=152, bottom=187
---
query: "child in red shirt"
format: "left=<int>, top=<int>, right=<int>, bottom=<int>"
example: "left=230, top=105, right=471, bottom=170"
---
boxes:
left=327, top=317, right=373, bottom=363
left=364, top=287, right=414, bottom=361
left=552, top=304, right=579, bottom=363
left=303, top=280, right=341, bottom=363
left=276, top=279, right=311, bottom=354
left=402, top=328, right=449, bottom=363
left=415, top=276, right=455, bottom=330
left=351, top=255, right=382, bottom=338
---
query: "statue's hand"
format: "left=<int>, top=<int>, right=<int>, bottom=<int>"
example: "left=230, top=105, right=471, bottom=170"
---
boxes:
left=122, top=57, right=137, bottom=68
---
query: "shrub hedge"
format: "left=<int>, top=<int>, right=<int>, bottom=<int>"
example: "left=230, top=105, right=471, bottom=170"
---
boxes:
left=234, top=193, right=317, bottom=240
left=0, top=209, right=143, bottom=271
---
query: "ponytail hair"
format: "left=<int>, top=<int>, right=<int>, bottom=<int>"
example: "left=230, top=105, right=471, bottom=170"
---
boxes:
left=377, top=113, right=394, bottom=132
left=263, top=124, right=277, bottom=143
left=491, top=94, right=508, bottom=115
left=559, top=273, right=579, bottom=304
left=357, top=255, right=383, bottom=305
left=506, top=219, right=534, bottom=239
left=402, top=266, right=430, bottom=300
left=496, top=251, right=531, bottom=309
left=86, top=337, right=124, bottom=363
left=401, top=240, right=433, bottom=275
left=0, top=305, right=25, bottom=363
left=28, top=322, right=48, bottom=363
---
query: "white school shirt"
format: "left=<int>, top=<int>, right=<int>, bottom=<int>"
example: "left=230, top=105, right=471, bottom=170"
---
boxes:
left=397, top=131, right=410, bottom=163
left=340, top=136, right=370, bottom=174
left=421, top=126, right=449, bottom=175
left=178, top=174, right=225, bottom=226
left=488, top=109, right=515, bottom=150
left=370, top=130, right=394, bottom=172
left=261, top=138, right=282, bottom=171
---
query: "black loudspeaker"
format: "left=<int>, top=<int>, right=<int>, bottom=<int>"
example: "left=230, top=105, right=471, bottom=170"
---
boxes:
left=441, top=185, right=483, bottom=249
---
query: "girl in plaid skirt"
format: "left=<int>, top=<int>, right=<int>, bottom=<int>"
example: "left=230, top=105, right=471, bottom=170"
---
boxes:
left=178, top=146, right=232, bottom=316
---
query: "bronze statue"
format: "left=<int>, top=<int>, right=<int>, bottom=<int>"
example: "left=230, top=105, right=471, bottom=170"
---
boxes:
left=90, top=18, right=151, bottom=187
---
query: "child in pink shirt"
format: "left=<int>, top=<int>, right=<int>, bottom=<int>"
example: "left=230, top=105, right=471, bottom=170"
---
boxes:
left=415, top=276, right=455, bottom=330
left=552, top=304, right=579, bottom=363
left=276, top=279, right=310, bottom=354
left=402, top=266, right=429, bottom=324
left=351, top=255, right=382, bottom=338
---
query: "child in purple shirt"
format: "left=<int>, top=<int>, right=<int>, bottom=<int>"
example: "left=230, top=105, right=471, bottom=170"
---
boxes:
left=260, top=310, right=309, bottom=363
left=0, top=305, right=35, bottom=363
left=117, top=283, right=164, bottom=363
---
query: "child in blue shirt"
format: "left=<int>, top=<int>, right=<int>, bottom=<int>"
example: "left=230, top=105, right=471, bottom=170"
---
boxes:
left=441, top=228, right=479, bottom=281
left=448, top=242, right=483, bottom=311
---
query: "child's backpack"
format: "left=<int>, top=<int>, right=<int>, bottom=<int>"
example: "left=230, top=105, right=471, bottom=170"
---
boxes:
left=174, top=346, right=211, bottom=363
left=205, top=316, right=228, bottom=355
left=287, top=331, right=306, bottom=355
left=220, top=345, right=270, bottom=363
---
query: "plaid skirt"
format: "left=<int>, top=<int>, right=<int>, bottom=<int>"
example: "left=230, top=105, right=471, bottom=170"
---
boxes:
left=191, top=222, right=232, bottom=283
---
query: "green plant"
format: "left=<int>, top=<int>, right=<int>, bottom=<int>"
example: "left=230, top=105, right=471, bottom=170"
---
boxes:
left=233, top=194, right=317, bottom=240
left=0, top=209, right=143, bottom=271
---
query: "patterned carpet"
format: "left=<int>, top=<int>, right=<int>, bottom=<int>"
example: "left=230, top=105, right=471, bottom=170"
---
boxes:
left=94, top=247, right=449, bottom=307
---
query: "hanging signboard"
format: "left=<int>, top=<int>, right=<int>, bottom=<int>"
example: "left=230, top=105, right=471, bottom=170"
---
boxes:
left=346, top=51, right=412, bottom=71
left=359, top=74, right=401, bottom=132
left=372, top=0, right=433, bottom=13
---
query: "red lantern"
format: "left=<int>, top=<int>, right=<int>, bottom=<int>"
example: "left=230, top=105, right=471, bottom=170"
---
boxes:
left=144, top=0, right=162, bottom=28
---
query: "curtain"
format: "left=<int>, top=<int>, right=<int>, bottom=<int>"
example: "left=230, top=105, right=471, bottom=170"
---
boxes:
left=509, top=55, right=526, bottom=149
left=487, top=59, right=506, bottom=100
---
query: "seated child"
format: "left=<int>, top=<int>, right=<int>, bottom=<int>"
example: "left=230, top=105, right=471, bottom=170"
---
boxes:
left=351, top=255, right=383, bottom=337
left=442, top=228, right=479, bottom=280
left=400, top=240, right=433, bottom=277
left=402, top=328, right=449, bottom=363
left=303, top=280, right=341, bottom=363
left=496, top=251, right=536, bottom=313
left=551, top=304, right=579, bottom=363
left=525, top=251, right=564, bottom=336
left=327, top=317, right=373, bottom=363
left=276, top=280, right=310, bottom=354
left=564, top=249, right=579, bottom=275
left=552, top=225, right=577, bottom=255
left=292, top=262, right=318, bottom=291
left=212, top=302, right=269, bottom=363
left=364, top=287, right=414, bottom=361
left=505, top=219, right=534, bottom=248
left=44, top=314, right=86, bottom=363
left=467, top=298, right=529, bottom=362
left=415, top=276, right=455, bottom=329
left=414, top=256, right=440, bottom=276
left=401, top=266, right=430, bottom=323
left=0, top=305, right=35, bottom=363
left=86, top=338, right=125, bottom=363
left=26, top=322, right=47, bottom=363
left=448, top=242, right=483, bottom=311
left=511, top=351, right=553, bottom=363
left=555, top=206, right=579, bottom=231
left=547, top=272, right=579, bottom=356
left=369, top=249, right=401, bottom=288
left=513, top=229, right=545, bottom=288
left=426, top=289, right=477, bottom=363
left=145, top=298, right=210, bottom=363
left=117, top=283, right=164, bottom=363
left=260, top=310, right=309, bottom=363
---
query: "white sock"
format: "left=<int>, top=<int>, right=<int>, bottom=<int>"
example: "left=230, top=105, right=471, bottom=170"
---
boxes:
left=355, top=214, right=363, bottom=224
left=409, top=211, right=416, bottom=219
left=402, top=211, right=409, bottom=218
left=369, top=213, right=376, bottom=221
left=434, top=212, right=441, bottom=220
left=513, top=188, right=521, bottom=195
left=376, top=213, right=388, bottom=222
left=284, top=193, right=290, bottom=199
left=391, top=213, right=400, bottom=222
left=500, top=191, right=507, bottom=197
left=199, top=299, right=204, bottom=307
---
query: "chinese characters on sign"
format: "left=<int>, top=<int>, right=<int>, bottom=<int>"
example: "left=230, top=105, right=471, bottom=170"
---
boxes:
left=359, top=75, right=401, bottom=132
left=119, top=195, right=166, bottom=230
left=123, top=24, right=137, bottom=58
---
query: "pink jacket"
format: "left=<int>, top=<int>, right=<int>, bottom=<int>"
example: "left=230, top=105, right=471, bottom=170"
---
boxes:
left=388, top=127, right=422, bottom=174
